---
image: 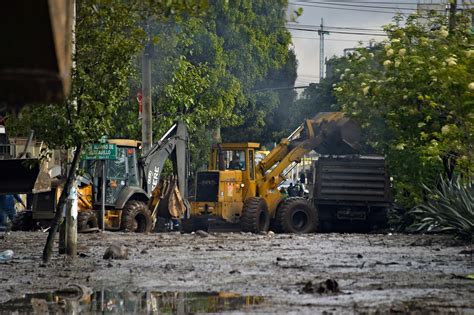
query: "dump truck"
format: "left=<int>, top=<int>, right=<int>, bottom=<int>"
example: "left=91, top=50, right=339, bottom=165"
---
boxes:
left=310, top=155, right=391, bottom=232
left=184, top=112, right=361, bottom=233
left=12, top=122, right=189, bottom=233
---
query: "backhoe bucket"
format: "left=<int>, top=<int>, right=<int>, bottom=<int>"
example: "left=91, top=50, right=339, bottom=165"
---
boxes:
left=0, top=159, right=51, bottom=194
left=149, top=176, right=189, bottom=231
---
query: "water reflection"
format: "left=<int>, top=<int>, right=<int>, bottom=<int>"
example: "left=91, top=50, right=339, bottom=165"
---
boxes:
left=0, top=289, right=265, bottom=314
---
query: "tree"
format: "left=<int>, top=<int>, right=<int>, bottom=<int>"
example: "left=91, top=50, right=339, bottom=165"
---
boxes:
left=7, top=0, right=208, bottom=262
left=333, top=12, right=474, bottom=207
left=113, top=0, right=295, bottom=168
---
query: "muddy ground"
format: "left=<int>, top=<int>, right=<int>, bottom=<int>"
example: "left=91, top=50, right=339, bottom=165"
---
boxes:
left=0, top=231, right=473, bottom=314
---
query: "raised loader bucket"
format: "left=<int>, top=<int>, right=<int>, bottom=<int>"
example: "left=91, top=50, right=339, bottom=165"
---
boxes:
left=311, top=112, right=362, bottom=155
left=0, top=159, right=51, bottom=194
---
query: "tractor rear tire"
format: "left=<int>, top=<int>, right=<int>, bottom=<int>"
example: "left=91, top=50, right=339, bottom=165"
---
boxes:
left=121, top=200, right=153, bottom=233
left=240, top=197, right=270, bottom=233
left=11, top=211, right=34, bottom=231
left=78, top=210, right=99, bottom=232
left=276, top=197, right=317, bottom=234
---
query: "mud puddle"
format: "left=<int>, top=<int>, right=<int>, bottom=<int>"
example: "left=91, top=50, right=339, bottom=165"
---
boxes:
left=0, top=288, right=265, bottom=314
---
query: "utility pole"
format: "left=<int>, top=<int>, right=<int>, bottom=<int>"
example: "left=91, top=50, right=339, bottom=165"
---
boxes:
left=448, top=0, right=457, bottom=33
left=318, top=18, right=329, bottom=82
left=64, top=0, right=77, bottom=258
left=141, top=37, right=153, bottom=154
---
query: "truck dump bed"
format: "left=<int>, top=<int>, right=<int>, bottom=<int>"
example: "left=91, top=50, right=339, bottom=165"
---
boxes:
left=312, top=156, right=391, bottom=207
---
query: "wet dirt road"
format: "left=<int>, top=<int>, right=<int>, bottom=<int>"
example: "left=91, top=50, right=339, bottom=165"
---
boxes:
left=0, top=231, right=473, bottom=314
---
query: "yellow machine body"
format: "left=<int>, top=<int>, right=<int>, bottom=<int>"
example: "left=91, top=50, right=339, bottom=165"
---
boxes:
left=191, top=170, right=244, bottom=223
left=189, top=112, right=362, bottom=232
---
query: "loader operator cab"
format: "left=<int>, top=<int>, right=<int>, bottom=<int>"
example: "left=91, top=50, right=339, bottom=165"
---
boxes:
left=189, top=143, right=258, bottom=225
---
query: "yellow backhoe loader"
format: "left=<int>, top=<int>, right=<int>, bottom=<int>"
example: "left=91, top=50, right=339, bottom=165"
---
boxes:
left=184, top=112, right=361, bottom=233
left=11, top=122, right=189, bottom=233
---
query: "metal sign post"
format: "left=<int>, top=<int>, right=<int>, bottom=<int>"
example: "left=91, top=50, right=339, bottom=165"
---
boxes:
left=83, top=139, right=117, bottom=231
left=101, top=160, right=106, bottom=231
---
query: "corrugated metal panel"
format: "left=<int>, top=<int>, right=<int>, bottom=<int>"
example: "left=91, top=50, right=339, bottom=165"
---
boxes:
left=313, top=156, right=390, bottom=204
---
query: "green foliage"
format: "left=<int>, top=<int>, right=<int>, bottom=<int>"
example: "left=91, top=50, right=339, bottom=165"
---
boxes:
left=8, top=0, right=209, bottom=149
left=112, top=1, right=295, bottom=168
left=410, top=176, right=474, bottom=241
left=333, top=12, right=474, bottom=208
left=8, top=1, right=145, bottom=148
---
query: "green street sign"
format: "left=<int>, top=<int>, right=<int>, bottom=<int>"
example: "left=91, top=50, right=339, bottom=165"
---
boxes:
left=83, top=143, right=117, bottom=160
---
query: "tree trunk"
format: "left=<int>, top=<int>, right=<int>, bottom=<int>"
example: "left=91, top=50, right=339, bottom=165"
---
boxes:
left=42, top=144, right=83, bottom=263
left=211, top=121, right=221, bottom=144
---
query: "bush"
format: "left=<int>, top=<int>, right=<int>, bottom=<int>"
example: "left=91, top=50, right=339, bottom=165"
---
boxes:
left=409, top=176, right=474, bottom=241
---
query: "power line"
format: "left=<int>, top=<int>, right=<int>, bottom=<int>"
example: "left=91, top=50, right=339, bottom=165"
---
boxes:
left=293, top=0, right=443, bottom=11
left=289, top=1, right=413, bottom=14
left=287, top=23, right=385, bottom=32
left=287, top=26, right=388, bottom=36
left=292, top=36, right=374, bottom=42
left=297, top=0, right=432, bottom=4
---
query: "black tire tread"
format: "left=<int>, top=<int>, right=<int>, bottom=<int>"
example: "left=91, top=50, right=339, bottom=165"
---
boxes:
left=11, top=211, right=34, bottom=231
left=121, top=200, right=153, bottom=233
left=78, top=210, right=99, bottom=231
left=241, top=197, right=270, bottom=233
left=276, top=197, right=318, bottom=234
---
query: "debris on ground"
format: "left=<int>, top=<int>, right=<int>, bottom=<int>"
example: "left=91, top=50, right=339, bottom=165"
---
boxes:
left=103, top=245, right=128, bottom=260
left=195, top=230, right=210, bottom=237
left=450, top=273, right=474, bottom=280
left=301, top=279, right=340, bottom=294
left=55, top=284, right=93, bottom=301
left=0, top=250, right=13, bottom=262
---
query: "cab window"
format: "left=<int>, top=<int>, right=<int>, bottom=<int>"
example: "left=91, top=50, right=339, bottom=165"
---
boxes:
left=249, top=150, right=255, bottom=180
left=219, top=150, right=246, bottom=170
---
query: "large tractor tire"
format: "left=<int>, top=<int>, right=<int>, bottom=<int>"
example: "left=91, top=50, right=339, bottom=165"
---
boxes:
left=78, top=210, right=99, bottom=232
left=275, top=197, right=318, bottom=234
left=11, top=211, right=34, bottom=231
left=240, top=197, right=270, bottom=233
left=121, top=200, right=153, bottom=233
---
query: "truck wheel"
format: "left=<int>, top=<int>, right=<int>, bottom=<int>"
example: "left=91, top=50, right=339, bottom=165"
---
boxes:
left=241, top=197, right=270, bottom=233
left=11, top=211, right=34, bottom=231
left=78, top=210, right=98, bottom=232
left=276, top=197, right=317, bottom=233
left=121, top=200, right=153, bottom=233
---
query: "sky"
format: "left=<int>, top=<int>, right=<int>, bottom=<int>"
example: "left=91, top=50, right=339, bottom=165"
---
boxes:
left=286, top=0, right=451, bottom=86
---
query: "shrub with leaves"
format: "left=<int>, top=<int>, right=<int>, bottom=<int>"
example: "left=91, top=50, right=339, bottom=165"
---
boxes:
left=410, top=176, right=474, bottom=241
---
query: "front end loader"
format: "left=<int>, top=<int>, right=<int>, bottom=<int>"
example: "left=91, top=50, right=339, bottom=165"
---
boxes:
left=184, top=112, right=361, bottom=234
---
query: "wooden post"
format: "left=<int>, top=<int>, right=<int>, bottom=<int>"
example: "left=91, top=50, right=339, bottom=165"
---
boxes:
left=42, top=144, right=82, bottom=263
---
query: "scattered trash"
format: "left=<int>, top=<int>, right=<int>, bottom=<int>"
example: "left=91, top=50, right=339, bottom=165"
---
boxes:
left=103, top=245, right=128, bottom=260
left=0, top=250, right=14, bottom=262
left=276, top=257, right=287, bottom=262
left=195, top=230, right=210, bottom=237
left=357, top=254, right=363, bottom=259
left=451, top=273, right=474, bottom=280
left=301, top=279, right=340, bottom=294
left=140, top=249, right=149, bottom=254
left=374, top=261, right=399, bottom=266
left=229, top=269, right=240, bottom=274
left=78, top=253, right=88, bottom=258
left=55, top=284, right=93, bottom=301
